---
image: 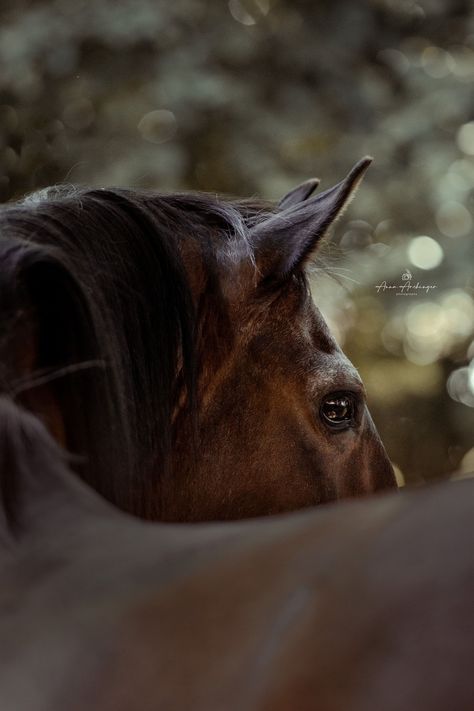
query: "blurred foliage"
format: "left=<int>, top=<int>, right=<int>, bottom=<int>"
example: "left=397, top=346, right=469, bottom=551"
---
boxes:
left=1, top=0, right=473, bottom=484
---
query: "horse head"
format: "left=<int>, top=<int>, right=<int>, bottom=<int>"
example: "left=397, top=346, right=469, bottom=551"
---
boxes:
left=0, top=159, right=396, bottom=521
left=165, top=158, right=396, bottom=519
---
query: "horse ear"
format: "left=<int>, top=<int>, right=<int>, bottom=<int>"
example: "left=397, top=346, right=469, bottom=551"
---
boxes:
left=253, top=157, right=372, bottom=285
left=278, top=178, right=320, bottom=210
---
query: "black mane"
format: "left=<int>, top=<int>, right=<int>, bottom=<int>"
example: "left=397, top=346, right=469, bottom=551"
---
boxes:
left=0, top=186, right=272, bottom=518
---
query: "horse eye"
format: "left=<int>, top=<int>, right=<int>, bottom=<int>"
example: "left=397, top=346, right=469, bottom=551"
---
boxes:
left=320, top=393, right=356, bottom=430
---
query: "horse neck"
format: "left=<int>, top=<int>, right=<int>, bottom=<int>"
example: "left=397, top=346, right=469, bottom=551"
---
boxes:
left=0, top=397, right=113, bottom=550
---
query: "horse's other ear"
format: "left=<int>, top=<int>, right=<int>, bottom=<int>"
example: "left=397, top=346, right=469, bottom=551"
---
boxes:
left=278, top=178, right=320, bottom=210
left=253, top=157, right=372, bottom=286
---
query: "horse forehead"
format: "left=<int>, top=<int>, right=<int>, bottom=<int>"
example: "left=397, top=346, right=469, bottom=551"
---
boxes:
left=286, top=297, right=363, bottom=383
left=305, top=302, right=337, bottom=350
left=286, top=290, right=339, bottom=355
left=251, top=288, right=348, bottom=365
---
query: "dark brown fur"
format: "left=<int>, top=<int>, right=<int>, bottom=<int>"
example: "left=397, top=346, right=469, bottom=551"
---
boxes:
left=0, top=159, right=395, bottom=521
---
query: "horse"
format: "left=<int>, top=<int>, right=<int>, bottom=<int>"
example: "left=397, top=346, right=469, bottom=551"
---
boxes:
left=0, top=158, right=395, bottom=521
left=0, top=397, right=472, bottom=711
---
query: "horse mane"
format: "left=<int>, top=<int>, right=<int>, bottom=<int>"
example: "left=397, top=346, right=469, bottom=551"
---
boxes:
left=0, top=185, right=274, bottom=520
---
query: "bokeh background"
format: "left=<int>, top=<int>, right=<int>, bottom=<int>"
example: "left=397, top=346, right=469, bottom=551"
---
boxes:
left=1, top=0, right=473, bottom=485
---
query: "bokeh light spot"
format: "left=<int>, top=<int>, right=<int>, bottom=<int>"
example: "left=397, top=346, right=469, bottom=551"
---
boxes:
left=403, top=301, right=446, bottom=364
left=456, top=121, right=474, bottom=156
left=421, top=46, right=453, bottom=78
left=447, top=367, right=474, bottom=407
left=469, top=361, right=474, bottom=393
left=408, top=235, right=443, bottom=269
left=435, top=201, right=472, bottom=237
left=138, top=110, right=177, bottom=144
left=228, top=0, right=269, bottom=25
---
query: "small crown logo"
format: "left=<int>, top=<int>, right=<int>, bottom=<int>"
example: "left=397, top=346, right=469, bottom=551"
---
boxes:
left=401, top=269, right=412, bottom=281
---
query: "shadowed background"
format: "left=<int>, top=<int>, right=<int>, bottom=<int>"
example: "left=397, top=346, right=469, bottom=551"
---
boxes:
left=1, top=0, right=473, bottom=485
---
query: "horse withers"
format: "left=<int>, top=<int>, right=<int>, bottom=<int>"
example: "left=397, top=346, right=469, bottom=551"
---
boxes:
left=0, top=158, right=395, bottom=520
left=0, top=397, right=471, bottom=711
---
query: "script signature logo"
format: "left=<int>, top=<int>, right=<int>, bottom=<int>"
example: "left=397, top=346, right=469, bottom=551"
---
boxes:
left=375, top=269, right=436, bottom=296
